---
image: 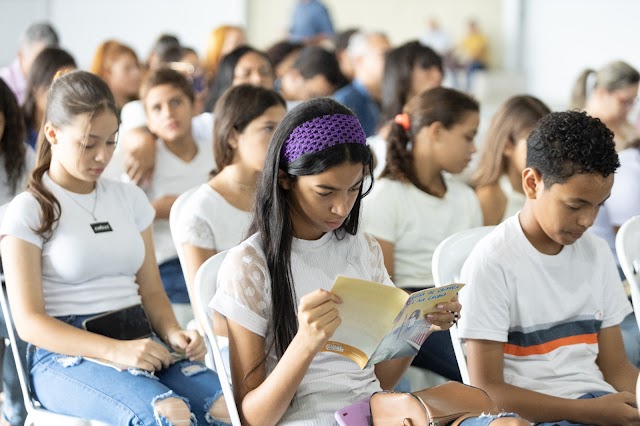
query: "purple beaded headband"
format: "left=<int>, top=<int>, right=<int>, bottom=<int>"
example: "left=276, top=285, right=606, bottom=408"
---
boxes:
left=280, top=113, right=367, bottom=164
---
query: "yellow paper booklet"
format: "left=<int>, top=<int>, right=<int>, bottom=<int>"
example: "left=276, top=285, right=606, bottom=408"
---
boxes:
left=322, top=276, right=464, bottom=368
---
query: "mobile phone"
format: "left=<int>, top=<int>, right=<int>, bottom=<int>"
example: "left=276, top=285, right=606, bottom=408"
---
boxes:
left=83, top=304, right=153, bottom=340
left=334, top=399, right=371, bottom=426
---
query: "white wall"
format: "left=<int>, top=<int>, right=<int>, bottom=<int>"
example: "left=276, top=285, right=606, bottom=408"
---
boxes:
left=247, top=0, right=505, bottom=67
left=0, top=0, right=246, bottom=69
left=523, top=0, right=640, bottom=109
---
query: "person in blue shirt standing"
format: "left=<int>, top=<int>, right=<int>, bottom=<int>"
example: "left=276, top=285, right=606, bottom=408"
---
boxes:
left=288, top=0, right=335, bottom=44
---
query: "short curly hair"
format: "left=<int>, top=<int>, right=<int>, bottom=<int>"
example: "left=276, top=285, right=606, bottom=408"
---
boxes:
left=526, top=110, right=619, bottom=187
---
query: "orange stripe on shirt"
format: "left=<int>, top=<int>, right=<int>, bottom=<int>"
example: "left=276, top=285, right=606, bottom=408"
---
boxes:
left=504, top=333, right=598, bottom=356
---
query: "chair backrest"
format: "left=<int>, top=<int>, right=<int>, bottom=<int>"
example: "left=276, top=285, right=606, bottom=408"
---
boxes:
left=616, top=215, right=640, bottom=331
left=0, top=286, right=110, bottom=425
left=193, top=250, right=241, bottom=426
left=431, top=226, right=495, bottom=385
left=169, top=186, right=200, bottom=294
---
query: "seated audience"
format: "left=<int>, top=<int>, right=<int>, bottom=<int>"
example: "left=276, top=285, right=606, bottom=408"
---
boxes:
left=266, top=40, right=303, bottom=82
left=333, top=28, right=358, bottom=82
left=279, top=46, right=345, bottom=105
left=362, top=87, right=481, bottom=382
left=22, top=47, right=76, bottom=149
left=139, top=69, right=215, bottom=327
left=459, top=110, right=639, bottom=425
left=333, top=31, right=390, bottom=136
left=0, top=22, right=59, bottom=104
left=210, top=97, right=525, bottom=426
left=203, top=25, right=246, bottom=83
left=570, top=60, right=639, bottom=152
left=0, top=70, right=228, bottom=425
left=370, top=40, right=443, bottom=175
left=288, top=0, right=335, bottom=44
left=471, top=95, right=551, bottom=225
left=145, top=33, right=180, bottom=72
left=174, top=84, right=286, bottom=325
left=90, top=40, right=141, bottom=110
left=0, top=78, right=35, bottom=426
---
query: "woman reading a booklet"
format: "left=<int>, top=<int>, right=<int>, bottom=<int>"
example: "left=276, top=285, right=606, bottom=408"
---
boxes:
left=210, top=98, right=526, bottom=425
left=0, top=71, right=230, bottom=425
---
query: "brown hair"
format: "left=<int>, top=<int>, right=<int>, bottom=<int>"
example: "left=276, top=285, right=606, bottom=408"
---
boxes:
left=139, top=67, right=195, bottom=105
left=381, top=87, right=479, bottom=188
left=213, top=84, right=285, bottom=173
left=204, top=25, right=245, bottom=77
left=28, top=71, right=118, bottom=238
left=471, top=95, right=550, bottom=188
left=90, top=40, right=138, bottom=79
left=569, top=60, right=640, bottom=110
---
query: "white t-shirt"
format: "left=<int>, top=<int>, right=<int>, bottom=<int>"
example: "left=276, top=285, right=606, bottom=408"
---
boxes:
left=103, top=102, right=215, bottom=180
left=211, top=231, right=392, bottom=426
left=362, top=176, right=482, bottom=288
left=367, top=134, right=387, bottom=178
left=0, top=147, right=35, bottom=206
left=0, top=174, right=155, bottom=316
left=174, top=183, right=251, bottom=251
left=458, top=214, right=632, bottom=399
left=146, top=137, right=214, bottom=265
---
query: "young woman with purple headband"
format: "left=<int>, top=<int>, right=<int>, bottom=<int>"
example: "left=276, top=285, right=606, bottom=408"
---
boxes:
left=209, top=98, right=525, bottom=425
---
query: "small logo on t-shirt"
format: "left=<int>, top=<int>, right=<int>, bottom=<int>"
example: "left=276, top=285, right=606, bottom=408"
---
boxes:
left=91, top=222, right=113, bottom=233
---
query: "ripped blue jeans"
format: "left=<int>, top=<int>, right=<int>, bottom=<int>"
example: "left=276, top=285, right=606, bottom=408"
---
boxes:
left=27, top=314, right=228, bottom=426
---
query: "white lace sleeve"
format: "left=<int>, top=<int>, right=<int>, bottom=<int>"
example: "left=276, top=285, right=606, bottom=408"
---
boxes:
left=209, top=241, right=271, bottom=337
left=364, top=232, right=393, bottom=286
left=178, top=213, right=215, bottom=250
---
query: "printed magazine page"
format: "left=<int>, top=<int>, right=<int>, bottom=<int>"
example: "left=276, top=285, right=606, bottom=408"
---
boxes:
left=322, top=276, right=463, bottom=368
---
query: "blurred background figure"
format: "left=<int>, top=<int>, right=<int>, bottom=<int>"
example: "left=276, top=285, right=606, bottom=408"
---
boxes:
left=419, top=17, right=461, bottom=89
left=0, top=22, right=59, bottom=104
left=145, top=33, right=180, bottom=72
left=459, top=18, right=488, bottom=93
left=90, top=40, right=142, bottom=111
left=570, top=60, right=639, bottom=151
left=22, top=47, right=76, bottom=149
left=266, top=40, right=304, bottom=82
left=279, top=45, right=345, bottom=105
left=203, top=25, right=246, bottom=83
left=333, top=28, right=359, bottom=83
left=333, top=31, right=391, bottom=136
left=288, top=0, right=335, bottom=44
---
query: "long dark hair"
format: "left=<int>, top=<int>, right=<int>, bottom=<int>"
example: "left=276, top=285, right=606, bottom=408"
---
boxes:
left=28, top=71, right=118, bottom=239
left=213, top=84, right=285, bottom=173
left=22, top=47, right=76, bottom=133
left=0, top=79, right=27, bottom=195
left=248, top=98, right=373, bottom=368
left=380, top=41, right=442, bottom=126
left=382, top=87, right=478, bottom=189
left=204, top=45, right=273, bottom=112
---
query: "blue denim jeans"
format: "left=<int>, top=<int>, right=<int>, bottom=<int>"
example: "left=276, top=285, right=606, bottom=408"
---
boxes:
left=533, top=391, right=611, bottom=426
left=28, top=314, right=227, bottom=425
left=159, top=257, right=190, bottom=304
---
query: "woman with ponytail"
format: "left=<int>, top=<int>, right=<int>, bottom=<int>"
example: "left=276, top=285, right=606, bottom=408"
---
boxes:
left=0, top=70, right=229, bottom=425
left=569, top=60, right=639, bottom=151
left=362, top=87, right=481, bottom=381
left=209, top=97, right=525, bottom=426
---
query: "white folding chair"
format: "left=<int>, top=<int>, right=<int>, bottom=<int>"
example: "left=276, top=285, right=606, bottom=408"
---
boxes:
left=193, top=251, right=241, bottom=426
left=0, top=288, right=109, bottom=426
left=616, top=215, right=640, bottom=331
left=431, top=226, right=495, bottom=385
left=169, top=186, right=200, bottom=302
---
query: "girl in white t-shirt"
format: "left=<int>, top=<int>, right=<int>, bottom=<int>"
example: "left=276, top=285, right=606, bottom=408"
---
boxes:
left=0, top=71, right=229, bottom=425
left=470, top=95, right=550, bottom=225
left=175, top=84, right=285, bottom=326
left=209, top=98, right=523, bottom=426
left=362, top=87, right=481, bottom=382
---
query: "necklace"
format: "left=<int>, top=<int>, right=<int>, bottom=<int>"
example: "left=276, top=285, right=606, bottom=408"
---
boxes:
left=61, top=183, right=99, bottom=222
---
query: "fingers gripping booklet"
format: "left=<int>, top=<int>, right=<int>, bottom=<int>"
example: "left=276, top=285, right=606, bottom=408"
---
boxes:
left=322, top=276, right=464, bottom=369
